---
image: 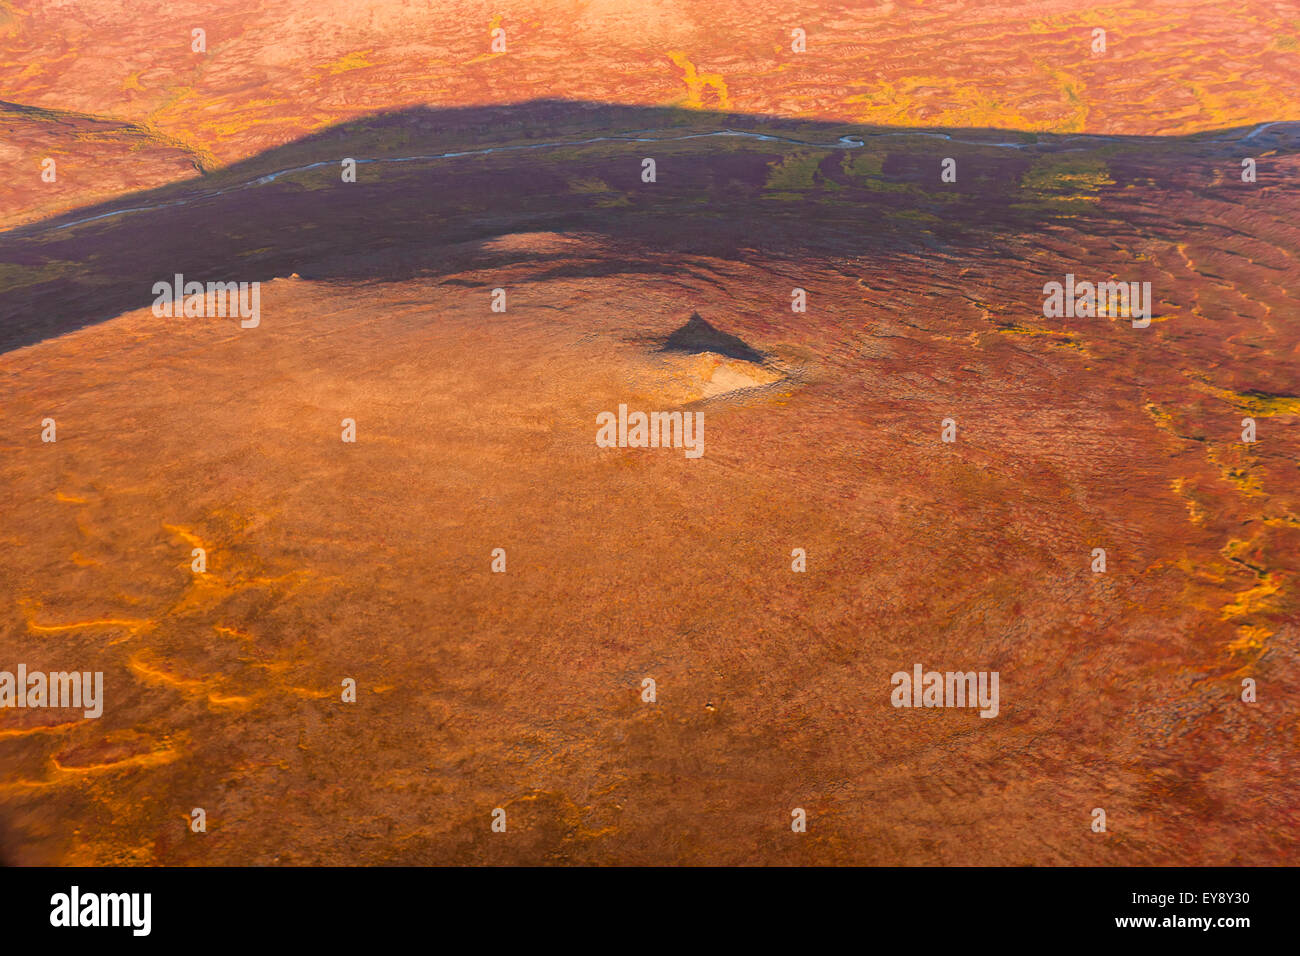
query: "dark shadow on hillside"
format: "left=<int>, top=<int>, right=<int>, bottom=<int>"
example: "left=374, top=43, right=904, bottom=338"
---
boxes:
left=0, top=98, right=1295, bottom=353
left=662, top=313, right=767, bottom=363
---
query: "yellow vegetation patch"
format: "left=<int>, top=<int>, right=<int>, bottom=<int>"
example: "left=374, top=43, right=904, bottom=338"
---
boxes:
left=51, top=743, right=181, bottom=775
left=1227, top=623, right=1272, bottom=654
left=568, top=177, right=629, bottom=207
left=163, top=523, right=207, bottom=549
left=286, top=685, right=335, bottom=699
left=1143, top=401, right=1178, bottom=434
left=27, top=616, right=150, bottom=634
left=0, top=0, right=23, bottom=38
left=1207, top=442, right=1265, bottom=497
left=764, top=150, right=827, bottom=196
left=213, top=624, right=254, bottom=642
left=1035, top=63, right=1089, bottom=133
left=1017, top=156, right=1114, bottom=209
left=846, top=76, right=1042, bottom=131
left=0, top=261, right=74, bottom=294
left=316, top=50, right=374, bottom=76
left=667, top=51, right=731, bottom=110
left=129, top=654, right=258, bottom=710
left=1220, top=574, right=1281, bottom=621
left=1183, top=77, right=1299, bottom=138
left=1194, top=381, right=1300, bottom=417
left=0, top=721, right=79, bottom=740
left=128, top=653, right=209, bottom=691
left=1263, top=514, right=1300, bottom=528
left=206, top=692, right=254, bottom=708
left=1220, top=537, right=1257, bottom=563
left=1169, top=477, right=1207, bottom=526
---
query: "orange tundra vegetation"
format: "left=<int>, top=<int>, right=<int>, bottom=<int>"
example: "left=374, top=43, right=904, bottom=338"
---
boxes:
left=0, top=1, right=1297, bottom=866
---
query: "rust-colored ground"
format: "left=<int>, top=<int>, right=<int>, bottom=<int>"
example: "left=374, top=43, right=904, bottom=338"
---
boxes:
left=0, top=3, right=1297, bottom=865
